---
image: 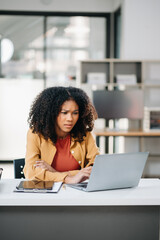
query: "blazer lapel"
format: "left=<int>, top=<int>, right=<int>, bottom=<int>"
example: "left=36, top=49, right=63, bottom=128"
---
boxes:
left=41, top=139, right=57, bottom=165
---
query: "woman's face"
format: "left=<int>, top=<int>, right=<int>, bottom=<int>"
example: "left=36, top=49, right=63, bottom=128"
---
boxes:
left=55, top=100, right=79, bottom=138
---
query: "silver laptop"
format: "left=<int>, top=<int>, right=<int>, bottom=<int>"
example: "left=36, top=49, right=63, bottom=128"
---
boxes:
left=68, top=152, right=149, bottom=192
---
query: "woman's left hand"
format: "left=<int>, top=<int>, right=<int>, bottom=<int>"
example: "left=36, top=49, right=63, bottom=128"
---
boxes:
left=34, top=160, right=56, bottom=172
left=64, top=166, right=92, bottom=184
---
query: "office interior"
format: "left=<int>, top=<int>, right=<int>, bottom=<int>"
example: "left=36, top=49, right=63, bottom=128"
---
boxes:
left=0, top=0, right=160, bottom=179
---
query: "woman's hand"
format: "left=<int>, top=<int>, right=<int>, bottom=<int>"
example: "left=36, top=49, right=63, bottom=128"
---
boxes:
left=64, top=166, right=92, bottom=184
left=34, top=160, right=56, bottom=173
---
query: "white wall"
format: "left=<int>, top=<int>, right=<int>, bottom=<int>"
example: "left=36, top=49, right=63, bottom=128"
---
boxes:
left=121, top=0, right=160, bottom=59
left=0, top=0, right=114, bottom=12
left=0, top=79, right=43, bottom=160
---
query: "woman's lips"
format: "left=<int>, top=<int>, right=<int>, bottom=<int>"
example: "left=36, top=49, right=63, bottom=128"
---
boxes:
left=64, top=124, right=73, bottom=128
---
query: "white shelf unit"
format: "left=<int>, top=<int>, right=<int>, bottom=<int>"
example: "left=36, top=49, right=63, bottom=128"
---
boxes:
left=78, top=59, right=160, bottom=177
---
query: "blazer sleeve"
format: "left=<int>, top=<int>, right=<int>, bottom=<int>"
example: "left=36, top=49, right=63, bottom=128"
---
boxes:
left=23, top=129, right=69, bottom=182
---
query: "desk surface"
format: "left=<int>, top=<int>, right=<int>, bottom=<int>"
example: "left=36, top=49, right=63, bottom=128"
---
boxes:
left=94, top=129, right=160, bottom=137
left=0, top=179, right=160, bottom=206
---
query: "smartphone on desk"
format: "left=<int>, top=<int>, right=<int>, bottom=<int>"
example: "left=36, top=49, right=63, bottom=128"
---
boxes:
left=15, top=180, right=62, bottom=193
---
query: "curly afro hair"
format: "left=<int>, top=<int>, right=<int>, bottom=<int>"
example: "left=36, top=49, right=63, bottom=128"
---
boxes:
left=28, top=86, right=98, bottom=144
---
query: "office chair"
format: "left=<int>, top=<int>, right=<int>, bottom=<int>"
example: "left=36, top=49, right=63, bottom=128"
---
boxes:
left=13, top=158, right=25, bottom=179
left=0, top=168, right=3, bottom=179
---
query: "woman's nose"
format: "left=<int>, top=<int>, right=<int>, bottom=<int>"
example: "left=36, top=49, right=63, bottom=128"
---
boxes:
left=67, top=113, right=72, bottom=121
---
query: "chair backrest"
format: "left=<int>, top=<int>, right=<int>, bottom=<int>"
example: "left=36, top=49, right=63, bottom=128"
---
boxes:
left=13, top=158, right=25, bottom=179
left=0, top=168, right=3, bottom=180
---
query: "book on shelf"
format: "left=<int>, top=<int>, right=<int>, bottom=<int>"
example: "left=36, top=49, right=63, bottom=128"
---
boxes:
left=143, top=106, right=160, bottom=131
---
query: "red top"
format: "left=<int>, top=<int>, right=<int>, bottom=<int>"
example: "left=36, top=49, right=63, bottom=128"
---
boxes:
left=51, top=135, right=80, bottom=172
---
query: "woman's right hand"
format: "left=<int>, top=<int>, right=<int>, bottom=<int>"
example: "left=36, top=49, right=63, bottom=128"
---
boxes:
left=34, top=160, right=56, bottom=173
left=64, top=166, right=92, bottom=184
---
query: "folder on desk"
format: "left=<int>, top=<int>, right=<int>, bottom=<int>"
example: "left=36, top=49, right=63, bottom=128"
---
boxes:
left=14, top=180, right=62, bottom=193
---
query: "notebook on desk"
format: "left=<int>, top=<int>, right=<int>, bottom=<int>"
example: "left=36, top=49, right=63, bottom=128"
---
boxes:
left=67, top=152, right=149, bottom=192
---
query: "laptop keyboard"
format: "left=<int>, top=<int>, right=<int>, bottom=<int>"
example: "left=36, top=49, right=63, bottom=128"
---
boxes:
left=77, top=183, right=88, bottom=188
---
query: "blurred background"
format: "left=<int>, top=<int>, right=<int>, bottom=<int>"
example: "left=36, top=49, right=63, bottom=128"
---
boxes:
left=0, top=0, right=160, bottom=178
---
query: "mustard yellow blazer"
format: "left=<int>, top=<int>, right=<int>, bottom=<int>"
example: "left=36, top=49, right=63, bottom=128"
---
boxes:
left=23, top=129, right=99, bottom=182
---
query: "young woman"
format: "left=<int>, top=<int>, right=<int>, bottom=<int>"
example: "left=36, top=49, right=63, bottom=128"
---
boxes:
left=23, top=86, right=99, bottom=184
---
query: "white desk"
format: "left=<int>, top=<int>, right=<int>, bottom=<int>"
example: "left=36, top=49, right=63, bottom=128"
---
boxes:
left=0, top=179, right=160, bottom=240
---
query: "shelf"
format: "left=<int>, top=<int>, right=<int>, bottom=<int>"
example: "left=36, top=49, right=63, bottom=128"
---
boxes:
left=94, top=129, right=160, bottom=137
left=79, top=59, right=145, bottom=85
left=79, top=59, right=160, bottom=178
left=79, top=59, right=160, bottom=169
left=148, top=153, right=160, bottom=157
left=80, top=83, right=143, bottom=88
left=113, top=83, right=142, bottom=88
left=144, top=84, right=160, bottom=88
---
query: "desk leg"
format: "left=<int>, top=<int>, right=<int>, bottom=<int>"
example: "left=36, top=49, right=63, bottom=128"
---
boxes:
left=0, top=206, right=159, bottom=240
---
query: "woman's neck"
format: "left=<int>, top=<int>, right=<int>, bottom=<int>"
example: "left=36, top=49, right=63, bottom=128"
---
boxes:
left=57, top=133, right=69, bottom=139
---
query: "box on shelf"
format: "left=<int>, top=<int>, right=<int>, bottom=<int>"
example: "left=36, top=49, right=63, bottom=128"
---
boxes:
left=87, top=72, right=107, bottom=85
left=116, top=74, right=137, bottom=85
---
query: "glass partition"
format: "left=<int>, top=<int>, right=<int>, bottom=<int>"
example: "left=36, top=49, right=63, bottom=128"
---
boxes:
left=0, top=13, right=108, bottom=160
left=45, top=16, right=106, bottom=87
left=0, top=15, right=44, bottom=80
left=0, top=15, right=107, bottom=84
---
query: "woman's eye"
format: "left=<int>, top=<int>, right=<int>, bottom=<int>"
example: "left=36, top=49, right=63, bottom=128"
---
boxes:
left=61, top=112, right=67, bottom=115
